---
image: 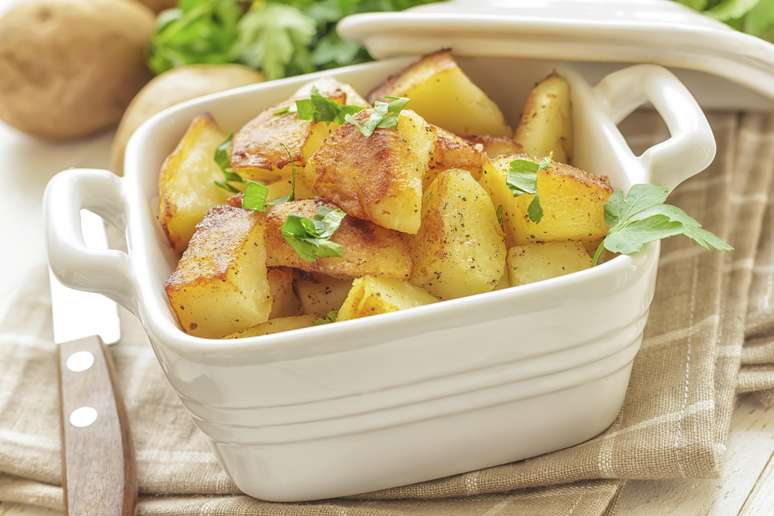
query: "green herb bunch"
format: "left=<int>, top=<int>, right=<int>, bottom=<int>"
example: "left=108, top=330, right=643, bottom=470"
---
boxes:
left=675, top=0, right=774, bottom=40
left=148, top=0, right=438, bottom=80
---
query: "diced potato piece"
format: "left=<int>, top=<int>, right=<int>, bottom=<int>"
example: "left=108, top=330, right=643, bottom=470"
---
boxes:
left=225, top=315, right=318, bottom=339
left=263, top=199, right=412, bottom=279
left=425, top=125, right=483, bottom=188
left=464, top=134, right=523, bottom=157
left=513, top=74, right=573, bottom=163
left=368, top=50, right=511, bottom=137
left=410, top=169, right=506, bottom=299
left=305, top=109, right=434, bottom=234
left=165, top=206, right=271, bottom=338
left=158, top=114, right=231, bottom=255
left=265, top=173, right=315, bottom=201
left=338, top=276, right=437, bottom=321
left=480, top=154, right=612, bottom=245
left=507, top=242, right=592, bottom=286
left=267, top=268, right=301, bottom=318
left=231, top=78, right=366, bottom=182
left=479, top=154, right=522, bottom=247
left=296, top=273, right=353, bottom=315
left=511, top=159, right=612, bottom=244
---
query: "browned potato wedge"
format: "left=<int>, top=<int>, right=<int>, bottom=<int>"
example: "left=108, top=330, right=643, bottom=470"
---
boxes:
left=231, top=78, right=367, bottom=182
left=464, top=134, right=524, bottom=157
left=480, top=154, right=612, bottom=246
left=165, top=206, right=271, bottom=338
left=267, top=268, right=302, bottom=318
left=338, top=276, right=437, bottom=321
left=507, top=242, right=592, bottom=286
left=513, top=74, right=573, bottom=163
left=263, top=199, right=412, bottom=279
left=225, top=315, right=319, bottom=339
left=368, top=50, right=511, bottom=137
left=425, top=125, right=484, bottom=188
left=410, top=169, right=506, bottom=299
left=305, top=109, right=434, bottom=234
left=158, top=113, right=231, bottom=255
left=295, top=273, right=353, bottom=315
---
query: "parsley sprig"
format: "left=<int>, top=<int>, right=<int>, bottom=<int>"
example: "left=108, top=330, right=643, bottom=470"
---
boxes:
left=506, top=156, right=551, bottom=223
left=281, top=205, right=346, bottom=261
left=345, top=96, right=410, bottom=137
left=592, top=183, right=732, bottom=265
left=275, top=87, right=363, bottom=123
left=213, top=135, right=244, bottom=194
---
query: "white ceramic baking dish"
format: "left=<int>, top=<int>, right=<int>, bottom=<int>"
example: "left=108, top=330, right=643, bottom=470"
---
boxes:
left=44, top=56, right=715, bottom=501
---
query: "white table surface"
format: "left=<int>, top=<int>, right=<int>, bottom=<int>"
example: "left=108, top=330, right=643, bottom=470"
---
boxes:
left=1, top=121, right=772, bottom=515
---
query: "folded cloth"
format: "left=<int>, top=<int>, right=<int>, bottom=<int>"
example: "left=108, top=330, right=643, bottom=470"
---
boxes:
left=0, top=111, right=772, bottom=515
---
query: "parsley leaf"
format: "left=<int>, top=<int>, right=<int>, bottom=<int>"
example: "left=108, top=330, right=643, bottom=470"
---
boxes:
left=314, top=309, right=338, bottom=325
left=276, top=87, right=364, bottom=123
left=506, top=156, right=551, bottom=223
left=345, top=96, right=410, bottom=137
left=242, top=181, right=268, bottom=212
left=593, top=183, right=733, bottom=265
left=213, top=134, right=243, bottom=193
left=281, top=205, right=346, bottom=261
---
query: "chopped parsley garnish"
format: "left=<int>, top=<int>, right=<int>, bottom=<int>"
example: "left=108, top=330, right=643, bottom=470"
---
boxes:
left=496, top=204, right=505, bottom=226
left=281, top=205, right=346, bottom=261
left=506, top=156, right=551, bottom=223
left=213, top=134, right=243, bottom=193
left=242, top=181, right=268, bottom=212
left=314, top=310, right=338, bottom=325
left=275, top=87, right=363, bottom=123
left=344, top=96, right=410, bottom=137
left=592, top=183, right=733, bottom=265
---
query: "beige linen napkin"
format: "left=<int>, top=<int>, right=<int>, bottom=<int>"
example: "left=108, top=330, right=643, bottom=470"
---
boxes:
left=0, top=111, right=772, bottom=515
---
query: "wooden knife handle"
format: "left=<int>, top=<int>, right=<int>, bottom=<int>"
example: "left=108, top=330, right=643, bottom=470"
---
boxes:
left=57, top=335, right=136, bottom=516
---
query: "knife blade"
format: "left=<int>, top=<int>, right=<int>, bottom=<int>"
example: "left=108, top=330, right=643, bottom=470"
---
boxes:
left=49, top=209, right=137, bottom=516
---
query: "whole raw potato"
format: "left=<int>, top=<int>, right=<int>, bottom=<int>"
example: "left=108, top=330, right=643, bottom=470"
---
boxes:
left=135, top=0, right=177, bottom=13
left=111, top=65, right=264, bottom=173
left=0, top=0, right=154, bottom=140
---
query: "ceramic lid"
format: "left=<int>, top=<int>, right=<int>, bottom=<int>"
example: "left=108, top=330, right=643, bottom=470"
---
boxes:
left=338, top=0, right=774, bottom=101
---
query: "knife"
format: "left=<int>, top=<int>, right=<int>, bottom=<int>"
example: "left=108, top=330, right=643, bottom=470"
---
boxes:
left=49, top=209, right=137, bottom=516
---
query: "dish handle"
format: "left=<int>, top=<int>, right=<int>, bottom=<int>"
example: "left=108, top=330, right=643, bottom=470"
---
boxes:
left=592, top=64, right=716, bottom=192
left=44, top=169, right=137, bottom=314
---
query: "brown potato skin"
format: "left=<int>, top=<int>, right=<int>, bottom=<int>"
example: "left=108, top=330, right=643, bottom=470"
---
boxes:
left=135, top=0, right=177, bottom=13
left=426, top=125, right=484, bottom=187
left=112, top=64, right=263, bottom=173
left=263, top=199, right=412, bottom=279
left=231, top=79, right=366, bottom=180
left=0, top=0, right=154, bottom=140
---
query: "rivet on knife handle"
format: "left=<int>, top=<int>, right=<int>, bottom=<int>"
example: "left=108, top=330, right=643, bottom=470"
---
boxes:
left=58, top=335, right=137, bottom=516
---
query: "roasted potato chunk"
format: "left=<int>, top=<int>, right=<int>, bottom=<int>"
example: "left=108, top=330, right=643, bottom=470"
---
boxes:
left=295, top=273, right=353, bottom=315
left=425, top=125, right=483, bottom=188
left=514, top=74, right=573, bottom=163
left=305, top=109, right=434, bottom=234
left=264, top=199, right=412, bottom=279
left=224, top=315, right=318, bottom=339
left=266, top=173, right=316, bottom=202
left=480, top=154, right=612, bottom=245
left=464, top=134, right=523, bottom=157
left=231, top=78, right=367, bottom=182
left=165, top=206, right=271, bottom=338
left=410, top=169, right=506, bottom=299
left=507, top=242, right=592, bottom=286
left=158, top=114, right=231, bottom=255
left=338, top=276, right=437, bottom=321
left=267, top=268, right=302, bottom=318
left=368, top=50, right=511, bottom=137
